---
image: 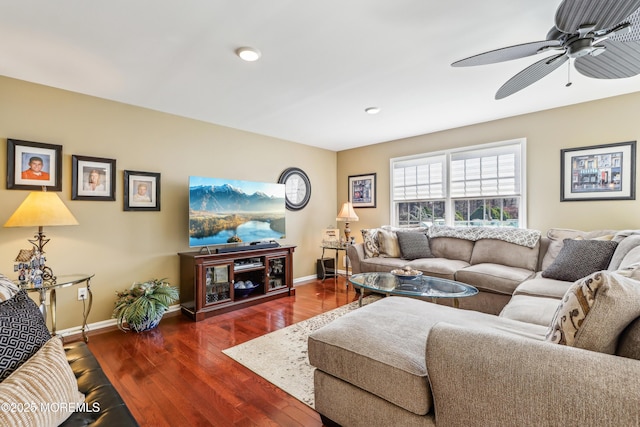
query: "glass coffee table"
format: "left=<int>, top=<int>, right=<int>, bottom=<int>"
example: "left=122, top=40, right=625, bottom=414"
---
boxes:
left=349, top=272, right=478, bottom=308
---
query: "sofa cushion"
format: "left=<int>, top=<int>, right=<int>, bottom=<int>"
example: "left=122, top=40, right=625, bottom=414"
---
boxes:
left=512, top=272, right=574, bottom=299
left=609, top=235, right=640, bottom=271
left=618, top=245, right=640, bottom=271
left=429, top=237, right=474, bottom=262
left=0, top=290, right=51, bottom=382
left=397, top=232, right=432, bottom=260
left=308, top=297, right=547, bottom=417
left=377, top=229, right=401, bottom=258
left=406, top=258, right=469, bottom=280
left=361, top=229, right=380, bottom=258
left=541, top=239, right=618, bottom=282
left=546, top=271, right=640, bottom=353
left=360, top=257, right=408, bottom=273
left=455, top=263, right=534, bottom=295
left=500, top=294, right=563, bottom=326
left=0, top=337, right=85, bottom=427
left=470, top=239, right=539, bottom=271
left=617, top=317, right=640, bottom=360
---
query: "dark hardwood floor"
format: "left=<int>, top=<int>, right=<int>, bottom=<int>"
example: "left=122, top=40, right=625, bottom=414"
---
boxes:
left=85, top=277, right=357, bottom=427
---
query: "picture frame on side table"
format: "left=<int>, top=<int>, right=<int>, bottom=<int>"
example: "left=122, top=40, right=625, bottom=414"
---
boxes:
left=348, top=173, right=376, bottom=208
left=561, top=141, right=636, bottom=201
left=7, top=139, right=62, bottom=191
left=124, top=170, right=161, bottom=211
left=322, top=228, right=340, bottom=246
left=72, top=155, right=116, bottom=201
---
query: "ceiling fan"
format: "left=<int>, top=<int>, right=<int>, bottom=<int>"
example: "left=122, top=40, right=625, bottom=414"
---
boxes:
left=452, top=0, right=640, bottom=99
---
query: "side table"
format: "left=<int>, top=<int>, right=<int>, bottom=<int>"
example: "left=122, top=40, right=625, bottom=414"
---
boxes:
left=18, top=273, right=94, bottom=342
left=320, top=244, right=350, bottom=287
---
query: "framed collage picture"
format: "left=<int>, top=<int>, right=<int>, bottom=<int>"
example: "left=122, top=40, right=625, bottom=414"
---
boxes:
left=560, top=141, right=636, bottom=201
left=348, top=173, right=376, bottom=208
left=6, top=139, right=62, bottom=191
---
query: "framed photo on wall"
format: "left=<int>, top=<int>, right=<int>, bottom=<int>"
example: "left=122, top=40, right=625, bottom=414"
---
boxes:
left=348, top=173, right=376, bottom=208
left=72, top=155, right=116, bottom=201
left=561, top=141, right=636, bottom=201
left=124, top=170, right=161, bottom=211
left=6, top=139, right=62, bottom=191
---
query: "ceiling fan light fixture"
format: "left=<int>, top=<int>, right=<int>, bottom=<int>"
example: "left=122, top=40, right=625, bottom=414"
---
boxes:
left=365, top=107, right=380, bottom=115
left=235, top=47, right=261, bottom=62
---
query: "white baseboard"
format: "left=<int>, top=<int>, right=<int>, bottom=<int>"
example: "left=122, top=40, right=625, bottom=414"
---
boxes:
left=57, top=273, right=345, bottom=337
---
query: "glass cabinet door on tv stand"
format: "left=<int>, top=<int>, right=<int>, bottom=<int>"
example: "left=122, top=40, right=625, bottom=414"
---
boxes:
left=204, top=264, right=232, bottom=306
left=267, top=255, right=288, bottom=291
left=178, top=245, right=296, bottom=322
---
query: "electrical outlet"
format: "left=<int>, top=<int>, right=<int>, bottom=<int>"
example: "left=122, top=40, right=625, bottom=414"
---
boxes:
left=77, top=287, right=87, bottom=301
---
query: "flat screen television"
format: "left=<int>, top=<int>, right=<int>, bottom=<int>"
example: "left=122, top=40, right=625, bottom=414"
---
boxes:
left=189, top=176, right=286, bottom=247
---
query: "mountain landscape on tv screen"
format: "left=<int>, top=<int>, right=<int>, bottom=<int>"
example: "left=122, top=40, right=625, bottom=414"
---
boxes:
left=189, top=179, right=286, bottom=246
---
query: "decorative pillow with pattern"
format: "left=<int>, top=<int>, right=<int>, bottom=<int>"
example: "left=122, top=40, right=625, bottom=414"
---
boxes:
left=0, top=290, right=51, bottom=382
left=0, top=274, right=19, bottom=302
left=377, top=229, right=401, bottom=258
left=361, top=229, right=380, bottom=258
left=397, top=232, right=433, bottom=260
left=545, top=271, right=640, bottom=354
left=0, top=337, right=85, bottom=426
left=541, top=239, right=618, bottom=282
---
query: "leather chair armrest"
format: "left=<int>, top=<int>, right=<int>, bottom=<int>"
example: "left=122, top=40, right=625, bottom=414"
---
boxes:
left=62, top=341, right=138, bottom=427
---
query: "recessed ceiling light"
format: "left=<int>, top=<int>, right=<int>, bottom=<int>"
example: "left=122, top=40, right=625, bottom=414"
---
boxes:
left=235, top=47, right=261, bottom=62
left=365, top=107, right=380, bottom=115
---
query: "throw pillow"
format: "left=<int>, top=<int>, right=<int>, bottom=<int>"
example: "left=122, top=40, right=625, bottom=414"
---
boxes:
left=545, top=271, right=640, bottom=354
left=0, top=290, right=51, bottom=382
left=541, top=239, right=618, bottom=282
left=0, top=274, right=19, bottom=302
left=377, top=229, right=401, bottom=258
left=360, top=229, right=380, bottom=258
left=0, top=337, right=85, bottom=427
left=396, top=232, right=433, bottom=260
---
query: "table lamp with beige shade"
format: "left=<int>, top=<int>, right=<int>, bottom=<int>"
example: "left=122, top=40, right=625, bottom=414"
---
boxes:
left=4, top=189, right=79, bottom=285
left=336, top=201, right=359, bottom=243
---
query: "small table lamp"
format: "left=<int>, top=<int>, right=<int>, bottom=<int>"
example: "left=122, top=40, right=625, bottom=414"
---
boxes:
left=4, top=190, right=79, bottom=285
left=336, top=201, right=359, bottom=242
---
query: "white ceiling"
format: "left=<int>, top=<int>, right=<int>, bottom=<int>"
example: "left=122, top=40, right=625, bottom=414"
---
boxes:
left=2, top=0, right=640, bottom=152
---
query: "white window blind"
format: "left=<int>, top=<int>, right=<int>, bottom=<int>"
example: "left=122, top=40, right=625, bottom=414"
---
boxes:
left=390, top=139, right=526, bottom=228
left=392, top=155, right=445, bottom=201
left=450, top=144, right=520, bottom=198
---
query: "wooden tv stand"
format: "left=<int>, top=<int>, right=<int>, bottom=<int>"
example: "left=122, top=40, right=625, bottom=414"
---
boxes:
left=178, top=245, right=296, bottom=321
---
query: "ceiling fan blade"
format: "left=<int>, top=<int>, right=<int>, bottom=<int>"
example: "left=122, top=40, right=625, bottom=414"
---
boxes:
left=575, top=40, right=640, bottom=78
left=556, top=0, right=640, bottom=33
left=608, top=9, right=640, bottom=42
left=495, top=53, right=568, bottom=100
left=452, top=40, right=561, bottom=67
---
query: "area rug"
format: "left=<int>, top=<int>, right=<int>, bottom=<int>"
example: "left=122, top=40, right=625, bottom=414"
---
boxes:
left=222, top=295, right=380, bottom=408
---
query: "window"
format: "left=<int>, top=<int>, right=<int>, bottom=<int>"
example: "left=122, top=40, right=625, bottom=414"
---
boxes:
left=391, top=139, right=526, bottom=228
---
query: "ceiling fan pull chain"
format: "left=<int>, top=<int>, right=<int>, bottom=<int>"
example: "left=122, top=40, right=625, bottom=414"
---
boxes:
left=566, top=59, right=572, bottom=87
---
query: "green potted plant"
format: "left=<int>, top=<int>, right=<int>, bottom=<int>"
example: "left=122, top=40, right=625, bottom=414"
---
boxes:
left=113, top=278, right=179, bottom=332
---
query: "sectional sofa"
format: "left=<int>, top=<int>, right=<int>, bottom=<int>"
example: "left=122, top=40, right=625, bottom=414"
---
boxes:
left=308, top=226, right=640, bottom=426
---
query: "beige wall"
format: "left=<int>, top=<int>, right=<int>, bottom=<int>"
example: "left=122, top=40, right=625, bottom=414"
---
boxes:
left=337, top=92, right=640, bottom=236
left=0, top=76, right=337, bottom=330
left=3, top=74, right=639, bottom=332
